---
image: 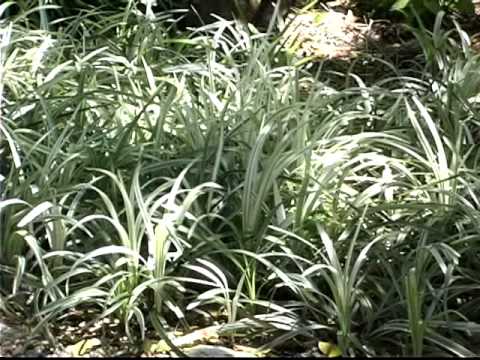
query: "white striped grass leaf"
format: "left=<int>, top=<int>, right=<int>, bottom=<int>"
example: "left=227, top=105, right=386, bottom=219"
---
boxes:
left=32, top=287, right=109, bottom=335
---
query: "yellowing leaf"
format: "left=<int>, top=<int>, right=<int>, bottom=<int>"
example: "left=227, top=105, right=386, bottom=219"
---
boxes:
left=313, top=11, right=329, bottom=25
left=318, top=341, right=342, bottom=357
left=65, top=338, right=101, bottom=356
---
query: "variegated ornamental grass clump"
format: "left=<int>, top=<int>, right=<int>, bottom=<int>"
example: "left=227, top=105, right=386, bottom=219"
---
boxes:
left=1, top=1, right=480, bottom=356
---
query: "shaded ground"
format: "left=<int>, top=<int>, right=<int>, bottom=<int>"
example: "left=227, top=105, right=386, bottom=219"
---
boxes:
left=0, top=316, right=47, bottom=357
left=282, top=2, right=480, bottom=62
left=0, top=313, right=327, bottom=357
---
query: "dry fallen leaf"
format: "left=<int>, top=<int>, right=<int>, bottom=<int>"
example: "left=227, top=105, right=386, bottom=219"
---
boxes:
left=318, top=340, right=342, bottom=358
left=143, top=325, right=221, bottom=354
left=233, top=344, right=270, bottom=356
left=65, top=338, right=101, bottom=356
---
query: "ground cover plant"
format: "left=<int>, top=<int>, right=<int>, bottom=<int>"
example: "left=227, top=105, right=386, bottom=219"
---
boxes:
left=1, top=0, right=480, bottom=357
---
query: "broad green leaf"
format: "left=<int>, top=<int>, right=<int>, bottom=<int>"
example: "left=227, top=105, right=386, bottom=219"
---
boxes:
left=423, top=0, right=441, bottom=14
left=391, top=0, right=411, bottom=11
left=455, top=0, right=474, bottom=14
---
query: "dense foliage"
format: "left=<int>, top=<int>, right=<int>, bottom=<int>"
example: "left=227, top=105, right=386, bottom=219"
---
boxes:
left=1, top=0, right=480, bottom=356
